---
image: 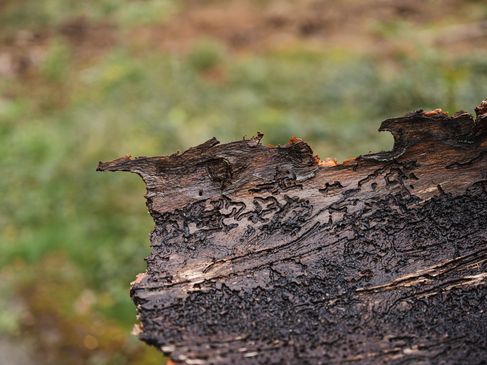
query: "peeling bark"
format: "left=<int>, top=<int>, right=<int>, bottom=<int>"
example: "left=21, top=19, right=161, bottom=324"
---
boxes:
left=98, top=100, right=487, bottom=365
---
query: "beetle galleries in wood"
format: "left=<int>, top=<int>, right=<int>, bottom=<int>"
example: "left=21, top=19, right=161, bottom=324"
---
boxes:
left=98, top=100, right=487, bottom=365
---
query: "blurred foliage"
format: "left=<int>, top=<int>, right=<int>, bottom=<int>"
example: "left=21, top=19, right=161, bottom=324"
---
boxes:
left=187, top=39, right=226, bottom=73
left=0, top=0, right=178, bottom=35
left=1, top=0, right=487, bottom=364
left=0, top=257, right=162, bottom=365
left=39, top=38, right=72, bottom=82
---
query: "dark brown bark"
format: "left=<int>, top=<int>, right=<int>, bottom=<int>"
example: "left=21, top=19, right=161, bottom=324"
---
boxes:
left=98, top=100, right=487, bottom=365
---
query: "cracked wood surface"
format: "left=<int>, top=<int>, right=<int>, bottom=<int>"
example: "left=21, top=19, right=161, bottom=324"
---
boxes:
left=98, top=100, right=487, bottom=365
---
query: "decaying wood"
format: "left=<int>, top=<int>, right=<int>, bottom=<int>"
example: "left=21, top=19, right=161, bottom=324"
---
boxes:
left=98, top=100, right=487, bottom=364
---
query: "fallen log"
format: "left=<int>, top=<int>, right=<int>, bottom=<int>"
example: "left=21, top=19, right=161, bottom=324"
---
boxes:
left=98, top=100, right=487, bottom=364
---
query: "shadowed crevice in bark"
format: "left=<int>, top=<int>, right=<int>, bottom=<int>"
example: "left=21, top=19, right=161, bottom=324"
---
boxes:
left=98, top=100, right=487, bottom=365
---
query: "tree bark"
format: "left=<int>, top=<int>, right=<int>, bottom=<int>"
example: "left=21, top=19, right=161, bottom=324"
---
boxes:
left=98, top=100, right=487, bottom=365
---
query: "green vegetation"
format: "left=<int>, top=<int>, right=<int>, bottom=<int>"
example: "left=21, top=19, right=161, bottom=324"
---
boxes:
left=1, top=0, right=487, bottom=364
left=0, top=0, right=178, bottom=34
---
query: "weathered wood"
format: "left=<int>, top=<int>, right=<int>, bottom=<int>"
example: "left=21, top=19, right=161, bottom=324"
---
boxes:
left=98, top=100, right=487, bottom=364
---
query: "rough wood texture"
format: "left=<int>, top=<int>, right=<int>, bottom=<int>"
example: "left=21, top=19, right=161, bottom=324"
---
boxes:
left=98, top=100, right=487, bottom=365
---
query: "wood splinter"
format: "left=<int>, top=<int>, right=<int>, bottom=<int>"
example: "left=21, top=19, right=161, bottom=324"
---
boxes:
left=98, top=100, right=487, bottom=364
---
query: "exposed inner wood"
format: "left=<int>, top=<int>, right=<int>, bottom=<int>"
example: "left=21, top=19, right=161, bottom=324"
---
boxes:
left=98, top=100, right=487, bottom=364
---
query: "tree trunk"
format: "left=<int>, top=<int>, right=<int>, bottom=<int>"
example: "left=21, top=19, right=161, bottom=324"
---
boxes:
left=98, top=100, right=487, bottom=364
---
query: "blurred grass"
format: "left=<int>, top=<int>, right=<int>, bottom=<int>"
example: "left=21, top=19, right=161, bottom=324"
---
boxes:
left=1, top=0, right=487, bottom=364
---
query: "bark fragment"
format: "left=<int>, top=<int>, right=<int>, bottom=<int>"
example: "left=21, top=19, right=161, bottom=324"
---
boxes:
left=98, top=100, right=487, bottom=364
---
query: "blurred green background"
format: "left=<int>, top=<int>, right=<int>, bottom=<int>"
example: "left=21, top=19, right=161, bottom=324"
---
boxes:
left=1, top=0, right=487, bottom=364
